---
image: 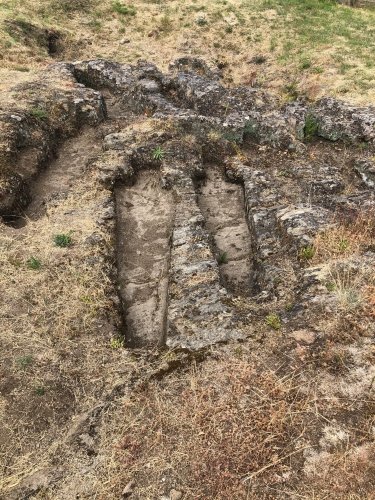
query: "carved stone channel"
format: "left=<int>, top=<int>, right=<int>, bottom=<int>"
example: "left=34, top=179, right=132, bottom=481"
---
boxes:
left=115, top=170, right=173, bottom=347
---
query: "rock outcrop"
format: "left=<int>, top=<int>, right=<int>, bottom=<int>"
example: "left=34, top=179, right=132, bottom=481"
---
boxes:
left=1, top=57, right=375, bottom=350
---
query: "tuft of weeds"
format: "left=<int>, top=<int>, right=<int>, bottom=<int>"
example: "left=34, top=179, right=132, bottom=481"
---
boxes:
left=14, top=355, right=33, bottom=371
left=218, top=251, right=227, bottom=264
left=14, top=66, right=29, bottom=72
left=53, top=232, right=72, bottom=248
left=152, top=146, right=164, bottom=160
left=326, top=281, right=336, bottom=291
left=278, top=169, right=291, bottom=177
left=284, top=81, right=299, bottom=100
left=33, top=385, right=46, bottom=395
left=110, top=336, right=123, bottom=349
left=26, top=256, right=41, bottom=270
left=304, top=114, right=318, bottom=141
left=113, top=1, right=136, bottom=15
left=300, top=59, right=311, bottom=70
left=252, top=54, right=266, bottom=64
left=265, top=313, right=281, bottom=330
left=196, top=15, right=208, bottom=26
left=30, top=109, right=49, bottom=121
left=300, top=245, right=316, bottom=260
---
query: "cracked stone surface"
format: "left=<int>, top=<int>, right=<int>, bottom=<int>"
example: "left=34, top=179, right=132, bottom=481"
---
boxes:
left=1, top=57, right=375, bottom=351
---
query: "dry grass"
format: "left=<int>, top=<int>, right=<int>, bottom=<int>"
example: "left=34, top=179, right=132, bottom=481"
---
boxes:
left=97, top=352, right=312, bottom=499
left=93, top=347, right=375, bottom=499
left=0, top=194, right=113, bottom=342
left=2, top=0, right=375, bottom=103
left=0, top=165, right=124, bottom=493
left=307, top=208, right=375, bottom=344
left=312, top=207, right=375, bottom=263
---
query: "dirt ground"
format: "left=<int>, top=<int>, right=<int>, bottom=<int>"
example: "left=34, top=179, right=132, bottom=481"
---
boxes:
left=1, top=1, right=375, bottom=499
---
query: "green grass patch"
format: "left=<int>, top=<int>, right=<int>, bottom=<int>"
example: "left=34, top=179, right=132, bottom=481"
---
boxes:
left=53, top=233, right=72, bottom=248
left=30, top=109, right=49, bottom=120
left=14, top=355, right=33, bottom=371
left=113, top=1, right=136, bottom=15
left=26, top=256, right=41, bottom=270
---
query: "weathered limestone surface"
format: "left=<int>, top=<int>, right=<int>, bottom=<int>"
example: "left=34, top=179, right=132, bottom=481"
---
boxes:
left=2, top=56, right=375, bottom=349
left=165, top=167, right=242, bottom=350
left=312, top=97, right=375, bottom=142
left=0, top=63, right=105, bottom=215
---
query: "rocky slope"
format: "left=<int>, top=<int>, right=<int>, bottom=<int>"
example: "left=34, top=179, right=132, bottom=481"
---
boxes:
left=1, top=58, right=375, bottom=499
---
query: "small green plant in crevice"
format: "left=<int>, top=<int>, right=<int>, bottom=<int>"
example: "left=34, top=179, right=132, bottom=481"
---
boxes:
left=225, top=25, right=233, bottom=33
left=326, top=282, right=336, bottom=291
left=15, top=66, right=29, bottom=72
left=304, top=114, right=318, bottom=141
left=265, top=314, right=281, bottom=330
left=30, top=108, right=49, bottom=120
left=300, top=245, right=315, bottom=260
left=112, top=1, right=136, bottom=15
left=34, top=385, right=46, bottom=395
left=278, top=169, right=291, bottom=177
left=218, top=252, right=227, bottom=264
left=153, top=146, right=164, bottom=161
left=110, top=336, right=123, bottom=349
left=26, top=256, right=41, bottom=270
left=53, top=232, right=72, bottom=248
left=273, top=276, right=281, bottom=284
left=14, top=355, right=33, bottom=371
left=284, top=302, right=292, bottom=311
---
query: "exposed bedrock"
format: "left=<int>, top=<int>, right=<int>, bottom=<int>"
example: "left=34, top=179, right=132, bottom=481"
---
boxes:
left=115, top=170, right=174, bottom=348
left=2, top=56, right=375, bottom=219
left=0, top=63, right=106, bottom=216
left=161, top=166, right=245, bottom=350
left=2, top=57, right=375, bottom=350
left=196, top=166, right=253, bottom=295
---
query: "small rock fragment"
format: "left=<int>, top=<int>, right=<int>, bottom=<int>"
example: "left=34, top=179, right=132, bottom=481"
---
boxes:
left=122, top=480, right=136, bottom=497
left=290, top=329, right=316, bottom=344
left=170, top=489, right=183, bottom=500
